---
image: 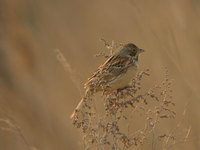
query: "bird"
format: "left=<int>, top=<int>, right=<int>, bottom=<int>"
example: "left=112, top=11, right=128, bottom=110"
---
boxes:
left=70, top=43, right=145, bottom=119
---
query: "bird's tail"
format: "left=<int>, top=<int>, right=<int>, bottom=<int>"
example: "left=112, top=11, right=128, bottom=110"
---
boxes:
left=70, top=97, right=84, bottom=119
left=70, top=88, right=94, bottom=120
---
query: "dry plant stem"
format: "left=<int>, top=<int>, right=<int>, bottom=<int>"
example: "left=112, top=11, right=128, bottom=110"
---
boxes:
left=184, top=126, right=191, bottom=142
left=70, top=40, right=191, bottom=150
left=72, top=66, right=177, bottom=149
left=67, top=40, right=191, bottom=150
left=161, top=102, right=191, bottom=150
left=54, top=49, right=82, bottom=95
left=96, top=38, right=123, bottom=58
left=0, top=115, right=32, bottom=150
left=113, top=104, right=118, bottom=150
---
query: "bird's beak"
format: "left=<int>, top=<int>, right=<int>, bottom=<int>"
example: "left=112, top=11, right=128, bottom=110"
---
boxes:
left=138, top=48, right=145, bottom=54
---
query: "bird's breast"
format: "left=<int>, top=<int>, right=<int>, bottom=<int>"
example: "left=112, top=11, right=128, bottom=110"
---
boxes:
left=109, top=66, right=137, bottom=91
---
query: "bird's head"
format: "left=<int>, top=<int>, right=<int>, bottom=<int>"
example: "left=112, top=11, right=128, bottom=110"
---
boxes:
left=119, top=43, right=145, bottom=60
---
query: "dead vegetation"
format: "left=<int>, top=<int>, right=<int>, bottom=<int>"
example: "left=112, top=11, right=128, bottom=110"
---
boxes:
left=70, top=40, right=191, bottom=150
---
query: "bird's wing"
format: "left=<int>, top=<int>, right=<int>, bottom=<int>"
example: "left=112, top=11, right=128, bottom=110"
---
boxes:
left=85, top=55, right=116, bottom=82
left=102, top=57, right=131, bottom=81
left=85, top=55, right=132, bottom=91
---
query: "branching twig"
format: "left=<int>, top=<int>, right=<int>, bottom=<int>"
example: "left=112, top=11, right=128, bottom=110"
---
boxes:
left=69, top=39, right=189, bottom=150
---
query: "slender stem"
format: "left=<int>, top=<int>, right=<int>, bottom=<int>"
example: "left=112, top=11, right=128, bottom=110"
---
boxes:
left=113, top=106, right=118, bottom=150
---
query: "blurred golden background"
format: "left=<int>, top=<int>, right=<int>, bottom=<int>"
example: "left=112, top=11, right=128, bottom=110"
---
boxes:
left=0, top=0, right=200, bottom=149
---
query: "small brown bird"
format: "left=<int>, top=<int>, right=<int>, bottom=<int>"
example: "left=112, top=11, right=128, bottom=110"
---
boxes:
left=71, top=43, right=144, bottom=118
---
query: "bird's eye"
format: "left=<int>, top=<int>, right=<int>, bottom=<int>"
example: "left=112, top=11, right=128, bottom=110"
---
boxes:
left=129, top=50, right=136, bottom=56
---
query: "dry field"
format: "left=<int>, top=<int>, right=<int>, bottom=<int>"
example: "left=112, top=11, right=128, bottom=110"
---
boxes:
left=0, top=0, right=200, bottom=149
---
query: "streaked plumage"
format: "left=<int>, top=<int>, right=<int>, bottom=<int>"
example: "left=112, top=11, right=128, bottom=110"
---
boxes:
left=71, top=43, right=144, bottom=119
